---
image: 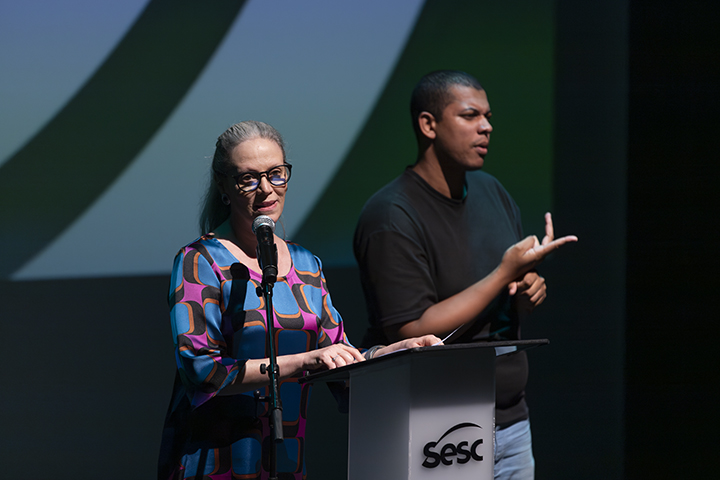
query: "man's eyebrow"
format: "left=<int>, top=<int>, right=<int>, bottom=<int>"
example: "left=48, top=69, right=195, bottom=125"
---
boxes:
left=460, top=106, right=491, bottom=115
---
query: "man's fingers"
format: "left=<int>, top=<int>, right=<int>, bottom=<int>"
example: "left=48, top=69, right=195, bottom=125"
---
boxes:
left=529, top=287, right=546, bottom=305
left=543, top=235, right=578, bottom=254
left=542, top=212, right=554, bottom=245
left=522, top=277, right=545, bottom=297
left=522, top=235, right=576, bottom=263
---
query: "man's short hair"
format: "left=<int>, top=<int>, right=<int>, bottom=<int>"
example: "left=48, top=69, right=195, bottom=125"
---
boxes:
left=410, top=70, right=484, bottom=138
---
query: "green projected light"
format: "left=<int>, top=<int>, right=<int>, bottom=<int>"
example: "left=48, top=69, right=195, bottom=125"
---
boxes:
left=295, top=0, right=555, bottom=266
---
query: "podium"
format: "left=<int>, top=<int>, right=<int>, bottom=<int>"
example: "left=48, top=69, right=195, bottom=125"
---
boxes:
left=301, top=340, right=547, bottom=480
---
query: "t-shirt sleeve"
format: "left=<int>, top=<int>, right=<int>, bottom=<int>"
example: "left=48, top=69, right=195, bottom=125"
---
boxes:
left=168, top=246, right=246, bottom=408
left=356, top=218, right=438, bottom=329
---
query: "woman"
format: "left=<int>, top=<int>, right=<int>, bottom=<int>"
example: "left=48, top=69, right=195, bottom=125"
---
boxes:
left=158, top=121, right=440, bottom=480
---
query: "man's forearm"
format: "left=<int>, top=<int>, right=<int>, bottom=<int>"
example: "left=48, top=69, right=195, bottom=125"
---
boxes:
left=389, top=266, right=511, bottom=341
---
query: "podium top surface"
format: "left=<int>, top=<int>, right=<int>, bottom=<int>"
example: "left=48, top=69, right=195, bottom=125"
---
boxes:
left=299, top=339, right=548, bottom=384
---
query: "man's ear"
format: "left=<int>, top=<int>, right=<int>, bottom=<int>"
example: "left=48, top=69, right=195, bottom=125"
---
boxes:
left=417, top=111, right=437, bottom=140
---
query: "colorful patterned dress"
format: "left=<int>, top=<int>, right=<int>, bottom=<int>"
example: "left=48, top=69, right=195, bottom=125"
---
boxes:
left=158, top=235, right=349, bottom=480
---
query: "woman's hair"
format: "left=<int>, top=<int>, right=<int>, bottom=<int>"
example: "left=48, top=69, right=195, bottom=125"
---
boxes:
left=198, top=120, right=287, bottom=234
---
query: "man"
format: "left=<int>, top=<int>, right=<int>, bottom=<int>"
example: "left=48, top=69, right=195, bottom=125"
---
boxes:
left=354, top=70, right=559, bottom=479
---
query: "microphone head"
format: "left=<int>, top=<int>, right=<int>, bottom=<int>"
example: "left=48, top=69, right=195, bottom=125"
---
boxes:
left=252, top=215, right=276, bottom=234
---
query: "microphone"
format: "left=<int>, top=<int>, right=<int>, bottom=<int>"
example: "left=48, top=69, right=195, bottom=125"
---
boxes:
left=252, top=215, right=278, bottom=284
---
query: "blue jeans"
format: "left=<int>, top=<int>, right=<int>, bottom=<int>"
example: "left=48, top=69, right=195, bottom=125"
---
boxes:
left=494, top=419, right=535, bottom=479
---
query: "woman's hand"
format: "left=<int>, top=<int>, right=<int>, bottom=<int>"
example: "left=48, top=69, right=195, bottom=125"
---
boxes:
left=374, top=334, right=443, bottom=358
left=300, top=343, right=366, bottom=371
left=221, top=343, right=364, bottom=395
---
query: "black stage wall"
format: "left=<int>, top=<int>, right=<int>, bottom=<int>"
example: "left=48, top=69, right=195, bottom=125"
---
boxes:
left=624, top=0, right=720, bottom=477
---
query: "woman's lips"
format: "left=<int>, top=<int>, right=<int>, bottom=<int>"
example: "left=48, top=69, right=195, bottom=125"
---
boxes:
left=254, top=200, right=277, bottom=213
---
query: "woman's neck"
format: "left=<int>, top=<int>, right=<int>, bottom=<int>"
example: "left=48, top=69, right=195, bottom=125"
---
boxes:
left=214, top=219, right=256, bottom=258
left=213, top=217, right=291, bottom=277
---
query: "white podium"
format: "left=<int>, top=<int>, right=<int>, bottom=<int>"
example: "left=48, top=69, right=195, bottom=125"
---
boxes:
left=301, top=340, right=547, bottom=480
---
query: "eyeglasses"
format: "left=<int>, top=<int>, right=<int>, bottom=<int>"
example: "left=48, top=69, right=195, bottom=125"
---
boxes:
left=217, top=164, right=292, bottom=192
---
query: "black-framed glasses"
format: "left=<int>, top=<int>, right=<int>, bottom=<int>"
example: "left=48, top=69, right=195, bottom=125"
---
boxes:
left=218, top=164, right=292, bottom=192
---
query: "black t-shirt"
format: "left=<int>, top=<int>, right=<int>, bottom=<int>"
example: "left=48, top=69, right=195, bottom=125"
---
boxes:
left=354, top=168, right=529, bottom=427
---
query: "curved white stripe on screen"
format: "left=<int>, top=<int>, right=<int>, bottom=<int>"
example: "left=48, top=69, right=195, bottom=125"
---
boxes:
left=0, top=0, right=151, bottom=167
left=13, top=0, right=425, bottom=280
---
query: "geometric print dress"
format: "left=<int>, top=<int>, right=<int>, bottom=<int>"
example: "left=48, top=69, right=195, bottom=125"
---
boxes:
left=158, top=235, right=350, bottom=480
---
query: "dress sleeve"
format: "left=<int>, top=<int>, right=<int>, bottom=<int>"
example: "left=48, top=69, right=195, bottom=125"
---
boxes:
left=313, top=255, right=351, bottom=349
left=168, top=245, right=246, bottom=408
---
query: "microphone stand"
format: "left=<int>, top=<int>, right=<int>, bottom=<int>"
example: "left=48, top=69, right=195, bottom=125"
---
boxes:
left=257, top=279, right=283, bottom=480
left=254, top=231, right=282, bottom=480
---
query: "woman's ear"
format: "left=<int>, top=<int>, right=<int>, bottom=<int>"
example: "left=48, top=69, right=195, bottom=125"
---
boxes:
left=214, top=172, right=227, bottom=196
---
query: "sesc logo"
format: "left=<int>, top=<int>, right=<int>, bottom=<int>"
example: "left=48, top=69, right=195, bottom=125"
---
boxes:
left=422, top=422, right=485, bottom=468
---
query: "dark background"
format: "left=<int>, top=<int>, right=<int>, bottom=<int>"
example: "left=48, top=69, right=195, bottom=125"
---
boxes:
left=2, top=1, right=719, bottom=478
